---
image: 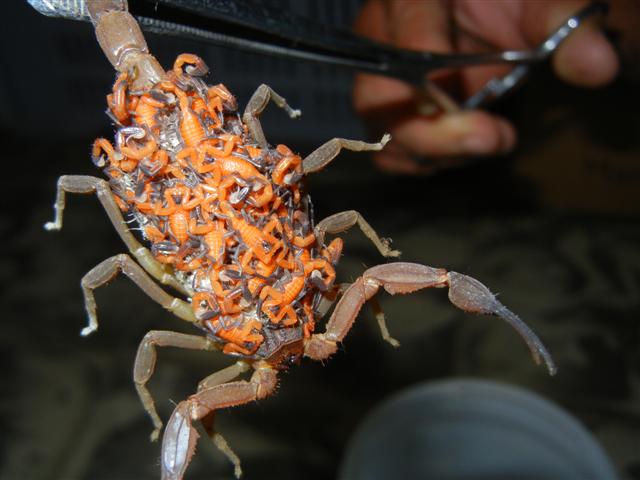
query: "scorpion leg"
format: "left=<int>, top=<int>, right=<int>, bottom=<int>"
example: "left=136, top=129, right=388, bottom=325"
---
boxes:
left=80, top=254, right=195, bottom=336
left=162, top=363, right=278, bottom=480
left=196, top=361, right=251, bottom=392
left=304, top=262, right=557, bottom=376
left=302, top=133, right=391, bottom=174
left=369, top=296, right=400, bottom=347
left=208, top=429, right=243, bottom=480
left=196, top=362, right=251, bottom=479
left=316, top=282, right=399, bottom=347
left=315, top=210, right=401, bottom=257
left=44, top=175, right=189, bottom=296
left=133, top=331, right=232, bottom=441
left=243, top=84, right=301, bottom=147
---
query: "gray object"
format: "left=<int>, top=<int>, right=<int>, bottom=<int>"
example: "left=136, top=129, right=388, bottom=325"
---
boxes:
left=340, top=379, right=617, bottom=480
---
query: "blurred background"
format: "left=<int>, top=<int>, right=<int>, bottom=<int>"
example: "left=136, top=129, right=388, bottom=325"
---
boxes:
left=1, top=1, right=639, bottom=479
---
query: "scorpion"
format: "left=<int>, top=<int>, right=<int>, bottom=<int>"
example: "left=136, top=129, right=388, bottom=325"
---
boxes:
left=44, top=2, right=556, bottom=479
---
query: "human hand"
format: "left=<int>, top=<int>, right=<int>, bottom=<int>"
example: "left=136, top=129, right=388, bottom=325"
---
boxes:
left=353, top=0, right=620, bottom=174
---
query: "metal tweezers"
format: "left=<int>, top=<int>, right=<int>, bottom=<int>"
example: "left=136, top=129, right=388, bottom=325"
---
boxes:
left=29, top=0, right=608, bottom=109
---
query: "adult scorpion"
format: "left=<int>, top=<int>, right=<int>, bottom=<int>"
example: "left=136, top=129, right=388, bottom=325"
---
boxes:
left=44, top=2, right=556, bottom=478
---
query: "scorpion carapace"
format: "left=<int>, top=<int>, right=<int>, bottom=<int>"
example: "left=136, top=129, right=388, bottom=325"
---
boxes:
left=44, top=4, right=556, bottom=480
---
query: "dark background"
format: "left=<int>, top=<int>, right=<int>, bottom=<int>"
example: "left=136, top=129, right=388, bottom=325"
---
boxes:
left=2, top=1, right=639, bottom=479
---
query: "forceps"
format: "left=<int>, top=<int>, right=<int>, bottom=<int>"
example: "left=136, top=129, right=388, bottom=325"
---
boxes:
left=28, top=0, right=608, bottom=109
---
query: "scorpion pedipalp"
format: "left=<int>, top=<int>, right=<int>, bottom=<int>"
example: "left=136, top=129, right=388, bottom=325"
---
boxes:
left=304, top=263, right=557, bottom=376
left=161, top=364, right=277, bottom=479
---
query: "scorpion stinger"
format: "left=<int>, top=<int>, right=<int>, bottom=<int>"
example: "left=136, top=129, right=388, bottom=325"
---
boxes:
left=43, top=2, right=556, bottom=479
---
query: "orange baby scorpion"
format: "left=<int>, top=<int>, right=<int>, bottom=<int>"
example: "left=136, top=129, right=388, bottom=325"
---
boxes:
left=44, top=2, right=556, bottom=479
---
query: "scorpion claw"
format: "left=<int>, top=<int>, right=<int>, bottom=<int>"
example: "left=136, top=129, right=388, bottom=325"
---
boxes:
left=314, top=263, right=556, bottom=375
left=161, top=400, right=199, bottom=480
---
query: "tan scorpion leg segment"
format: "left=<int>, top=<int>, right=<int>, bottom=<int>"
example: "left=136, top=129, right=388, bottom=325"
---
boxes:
left=315, top=282, right=399, bottom=348
left=315, top=210, right=401, bottom=258
left=242, top=84, right=301, bottom=147
left=196, top=361, right=251, bottom=392
left=369, top=297, right=400, bottom=347
left=304, top=262, right=557, bottom=376
left=208, top=429, right=243, bottom=480
left=197, top=361, right=251, bottom=478
left=133, top=331, right=224, bottom=441
left=161, top=364, right=278, bottom=480
left=44, top=175, right=189, bottom=296
left=80, top=254, right=195, bottom=336
left=302, top=133, right=391, bottom=174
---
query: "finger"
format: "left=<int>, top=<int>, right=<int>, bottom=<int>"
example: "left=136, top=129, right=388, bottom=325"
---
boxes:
left=353, top=73, right=415, bottom=119
left=388, top=111, right=516, bottom=158
left=386, top=0, right=456, bottom=86
left=551, top=22, right=619, bottom=87
left=452, top=2, right=529, bottom=94
left=385, top=0, right=451, bottom=52
left=521, top=1, right=619, bottom=87
left=353, top=1, right=418, bottom=115
left=353, top=1, right=456, bottom=120
left=354, top=0, right=391, bottom=43
left=454, top=1, right=618, bottom=90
